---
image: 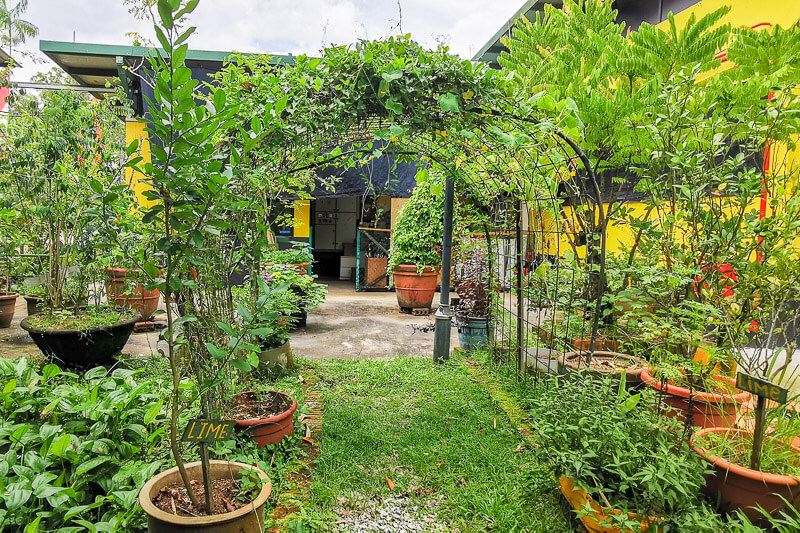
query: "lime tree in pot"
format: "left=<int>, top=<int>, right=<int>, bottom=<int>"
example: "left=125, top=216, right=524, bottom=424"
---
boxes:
left=124, top=2, right=278, bottom=529
left=388, top=170, right=445, bottom=314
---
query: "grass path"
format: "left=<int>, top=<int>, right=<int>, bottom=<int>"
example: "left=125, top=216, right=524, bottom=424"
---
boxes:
left=304, top=355, right=571, bottom=532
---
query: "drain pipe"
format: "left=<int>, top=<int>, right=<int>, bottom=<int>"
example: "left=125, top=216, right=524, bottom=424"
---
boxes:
left=433, top=174, right=455, bottom=363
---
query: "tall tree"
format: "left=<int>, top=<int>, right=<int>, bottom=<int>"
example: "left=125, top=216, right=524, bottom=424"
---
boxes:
left=0, top=0, right=38, bottom=57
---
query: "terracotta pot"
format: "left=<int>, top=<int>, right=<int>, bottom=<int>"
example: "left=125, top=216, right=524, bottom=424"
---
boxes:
left=640, top=368, right=749, bottom=428
left=0, top=292, right=18, bottom=328
left=262, top=262, right=310, bottom=275
left=572, top=337, right=621, bottom=352
left=138, top=460, right=272, bottom=533
left=104, top=267, right=160, bottom=320
left=558, top=351, right=647, bottom=390
left=234, top=391, right=297, bottom=448
left=691, top=427, right=800, bottom=522
left=20, top=310, right=141, bottom=368
left=392, top=265, right=440, bottom=310
left=559, top=476, right=659, bottom=532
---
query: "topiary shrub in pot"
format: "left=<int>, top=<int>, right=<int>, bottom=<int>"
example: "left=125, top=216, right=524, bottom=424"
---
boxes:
left=388, top=170, right=446, bottom=313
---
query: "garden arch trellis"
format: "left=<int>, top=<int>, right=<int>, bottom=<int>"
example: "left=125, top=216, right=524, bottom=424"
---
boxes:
left=207, top=37, right=611, bottom=369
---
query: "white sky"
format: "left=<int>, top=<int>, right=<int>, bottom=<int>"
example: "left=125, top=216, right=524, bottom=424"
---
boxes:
left=13, top=0, right=525, bottom=81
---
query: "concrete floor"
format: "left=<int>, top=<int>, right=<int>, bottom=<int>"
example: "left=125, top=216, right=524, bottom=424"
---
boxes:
left=0, top=281, right=457, bottom=361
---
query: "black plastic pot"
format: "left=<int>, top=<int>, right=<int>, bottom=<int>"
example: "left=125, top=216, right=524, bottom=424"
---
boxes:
left=20, top=310, right=141, bottom=368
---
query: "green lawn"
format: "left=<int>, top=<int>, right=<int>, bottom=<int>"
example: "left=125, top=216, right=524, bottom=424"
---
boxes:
left=305, top=355, right=572, bottom=532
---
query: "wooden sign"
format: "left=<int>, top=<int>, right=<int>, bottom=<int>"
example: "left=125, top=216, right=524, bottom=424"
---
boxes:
left=736, top=372, right=789, bottom=404
left=181, top=419, right=236, bottom=443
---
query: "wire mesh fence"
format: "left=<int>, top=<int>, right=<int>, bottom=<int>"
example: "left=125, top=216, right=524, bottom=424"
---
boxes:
left=356, top=227, right=391, bottom=292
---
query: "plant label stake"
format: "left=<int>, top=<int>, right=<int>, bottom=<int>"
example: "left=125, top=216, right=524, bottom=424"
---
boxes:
left=181, top=419, right=236, bottom=443
left=735, top=372, right=789, bottom=405
left=736, top=372, right=789, bottom=471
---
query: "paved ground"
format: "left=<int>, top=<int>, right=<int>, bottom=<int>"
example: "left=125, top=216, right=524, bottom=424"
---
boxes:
left=290, top=280, right=458, bottom=359
left=0, top=281, right=456, bottom=361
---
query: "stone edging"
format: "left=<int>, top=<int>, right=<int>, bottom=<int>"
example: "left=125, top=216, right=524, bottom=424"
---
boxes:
left=268, top=368, right=323, bottom=531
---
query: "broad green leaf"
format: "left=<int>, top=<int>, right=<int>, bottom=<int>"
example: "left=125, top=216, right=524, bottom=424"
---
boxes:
left=76, top=457, right=110, bottom=476
left=229, top=359, right=252, bottom=372
left=144, top=399, right=164, bottom=425
left=438, top=92, right=460, bottom=113
left=49, top=434, right=71, bottom=457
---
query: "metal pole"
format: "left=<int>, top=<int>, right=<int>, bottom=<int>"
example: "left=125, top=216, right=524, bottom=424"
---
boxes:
left=433, top=174, right=455, bottom=363
left=516, top=201, right=524, bottom=375
left=356, top=229, right=361, bottom=292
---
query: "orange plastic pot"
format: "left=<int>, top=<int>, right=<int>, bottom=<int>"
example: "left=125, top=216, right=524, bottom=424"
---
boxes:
left=392, top=265, right=440, bottom=310
left=560, top=476, right=659, bottom=532
left=640, top=368, right=749, bottom=428
left=234, top=391, right=297, bottom=448
left=691, top=427, right=800, bottom=521
left=104, top=267, right=160, bottom=321
left=0, top=292, right=19, bottom=328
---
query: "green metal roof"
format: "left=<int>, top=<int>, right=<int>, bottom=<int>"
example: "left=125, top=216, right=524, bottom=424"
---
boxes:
left=40, top=39, right=297, bottom=91
left=472, top=0, right=562, bottom=67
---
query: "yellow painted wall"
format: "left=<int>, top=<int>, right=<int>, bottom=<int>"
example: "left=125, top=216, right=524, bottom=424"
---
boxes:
left=125, top=120, right=154, bottom=208
left=293, top=200, right=310, bottom=238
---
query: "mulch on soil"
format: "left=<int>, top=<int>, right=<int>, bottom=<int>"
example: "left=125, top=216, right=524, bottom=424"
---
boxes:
left=152, top=478, right=254, bottom=516
left=227, top=391, right=292, bottom=420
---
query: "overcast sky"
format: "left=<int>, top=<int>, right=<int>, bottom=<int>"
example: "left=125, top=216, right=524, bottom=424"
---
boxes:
left=13, top=0, right=525, bottom=81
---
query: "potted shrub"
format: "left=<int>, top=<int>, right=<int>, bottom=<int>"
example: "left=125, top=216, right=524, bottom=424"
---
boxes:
left=689, top=150, right=800, bottom=521
left=532, top=375, right=716, bottom=531
left=0, top=208, right=23, bottom=327
left=260, top=262, right=326, bottom=329
left=262, top=242, right=313, bottom=275
left=454, top=236, right=490, bottom=350
left=0, top=64, right=139, bottom=363
left=125, top=3, right=282, bottom=527
left=388, top=170, right=446, bottom=313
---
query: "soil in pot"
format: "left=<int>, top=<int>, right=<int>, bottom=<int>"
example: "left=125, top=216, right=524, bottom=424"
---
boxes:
left=0, top=292, right=18, bottom=328
left=230, top=391, right=298, bottom=448
left=139, top=460, right=272, bottom=533
left=691, top=427, right=800, bottom=521
left=641, top=368, right=749, bottom=429
left=153, top=477, right=256, bottom=516
left=558, top=351, right=647, bottom=390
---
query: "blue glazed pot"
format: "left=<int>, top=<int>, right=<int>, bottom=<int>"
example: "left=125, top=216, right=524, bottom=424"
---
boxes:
left=458, top=318, right=489, bottom=351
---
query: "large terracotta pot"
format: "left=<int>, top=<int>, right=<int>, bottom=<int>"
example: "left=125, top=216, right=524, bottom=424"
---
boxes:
left=691, top=427, right=800, bottom=522
left=0, top=292, right=18, bottom=328
left=640, top=368, right=749, bottom=429
left=233, top=391, right=297, bottom=448
left=558, top=351, right=647, bottom=390
left=104, top=267, right=160, bottom=321
left=138, top=460, right=272, bottom=533
left=20, top=310, right=141, bottom=368
left=560, top=476, right=659, bottom=532
left=392, top=265, right=440, bottom=311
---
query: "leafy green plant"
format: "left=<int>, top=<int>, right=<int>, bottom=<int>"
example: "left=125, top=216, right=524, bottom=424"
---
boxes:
left=0, top=358, right=168, bottom=531
left=388, top=170, right=446, bottom=274
left=528, top=374, right=715, bottom=530
left=27, top=306, right=136, bottom=331
left=262, top=263, right=327, bottom=311
left=263, top=242, right=313, bottom=266
left=0, top=84, right=127, bottom=311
